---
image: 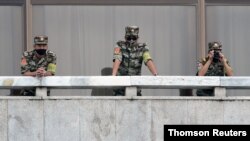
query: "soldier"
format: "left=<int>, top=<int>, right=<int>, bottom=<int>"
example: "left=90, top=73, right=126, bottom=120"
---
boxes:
left=112, top=26, right=158, bottom=96
left=20, top=35, right=56, bottom=96
left=196, top=41, right=233, bottom=96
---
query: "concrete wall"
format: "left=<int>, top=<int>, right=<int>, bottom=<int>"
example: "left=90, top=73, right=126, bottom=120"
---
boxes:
left=1, top=96, right=250, bottom=141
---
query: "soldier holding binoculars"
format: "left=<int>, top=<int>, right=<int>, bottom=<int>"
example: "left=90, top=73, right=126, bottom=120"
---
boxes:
left=196, top=41, right=233, bottom=96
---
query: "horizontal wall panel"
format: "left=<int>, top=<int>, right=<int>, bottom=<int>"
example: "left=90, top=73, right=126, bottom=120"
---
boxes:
left=0, top=0, right=24, bottom=5
left=31, top=0, right=198, bottom=5
left=206, top=0, right=250, bottom=5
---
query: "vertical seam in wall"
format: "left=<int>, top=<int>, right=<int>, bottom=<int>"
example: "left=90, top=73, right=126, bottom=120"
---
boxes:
left=222, top=100, right=225, bottom=124
left=6, top=100, right=8, bottom=141
left=186, top=99, right=189, bottom=124
left=43, top=100, right=45, bottom=141
left=115, top=99, right=117, bottom=141
left=78, top=100, right=81, bottom=141
left=186, top=100, right=190, bottom=124
left=26, top=0, right=33, bottom=51
left=150, top=99, right=153, bottom=141
left=197, top=0, right=206, bottom=58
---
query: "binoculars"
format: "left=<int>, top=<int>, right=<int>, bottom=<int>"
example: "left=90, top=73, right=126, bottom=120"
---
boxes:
left=213, top=50, right=220, bottom=63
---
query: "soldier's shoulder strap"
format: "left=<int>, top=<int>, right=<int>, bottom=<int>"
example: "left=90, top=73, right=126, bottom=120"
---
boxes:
left=23, top=51, right=29, bottom=57
left=116, top=40, right=126, bottom=47
left=23, top=50, right=34, bottom=57
left=137, top=43, right=147, bottom=51
left=47, top=50, right=56, bottom=57
left=138, top=42, right=147, bottom=48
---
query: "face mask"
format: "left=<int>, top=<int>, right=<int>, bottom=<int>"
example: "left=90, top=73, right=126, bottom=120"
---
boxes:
left=126, top=36, right=138, bottom=45
left=35, top=49, right=47, bottom=55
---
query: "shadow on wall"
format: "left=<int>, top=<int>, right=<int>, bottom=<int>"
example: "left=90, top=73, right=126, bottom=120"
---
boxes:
left=179, top=89, right=193, bottom=96
left=9, top=89, right=22, bottom=96
left=91, top=67, right=113, bottom=96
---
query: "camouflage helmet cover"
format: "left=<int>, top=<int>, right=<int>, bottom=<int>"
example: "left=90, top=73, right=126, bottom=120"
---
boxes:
left=125, top=26, right=139, bottom=37
left=208, top=41, right=222, bottom=50
left=34, top=36, right=48, bottom=45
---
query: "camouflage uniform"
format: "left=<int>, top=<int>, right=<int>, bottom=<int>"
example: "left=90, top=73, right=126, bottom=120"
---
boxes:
left=196, top=57, right=228, bottom=96
left=196, top=41, right=230, bottom=96
left=113, top=26, right=152, bottom=96
left=113, top=41, right=151, bottom=76
left=21, top=50, right=56, bottom=75
left=20, top=36, right=56, bottom=96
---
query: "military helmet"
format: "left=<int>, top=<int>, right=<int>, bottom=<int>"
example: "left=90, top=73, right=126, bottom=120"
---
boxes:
left=208, top=41, right=222, bottom=50
left=34, top=36, right=48, bottom=45
left=125, top=26, right=139, bottom=37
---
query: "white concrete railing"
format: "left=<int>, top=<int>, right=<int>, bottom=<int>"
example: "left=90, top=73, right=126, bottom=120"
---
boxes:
left=1, top=76, right=250, bottom=97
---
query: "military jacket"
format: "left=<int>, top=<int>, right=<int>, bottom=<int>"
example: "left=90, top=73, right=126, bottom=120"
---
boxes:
left=21, top=50, right=57, bottom=75
left=199, top=57, right=227, bottom=76
left=196, top=57, right=230, bottom=96
left=113, top=41, right=152, bottom=76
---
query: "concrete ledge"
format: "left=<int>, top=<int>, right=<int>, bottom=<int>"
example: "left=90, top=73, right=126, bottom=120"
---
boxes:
left=0, top=76, right=40, bottom=88
left=131, top=76, right=220, bottom=88
left=221, top=77, right=250, bottom=88
left=1, top=76, right=250, bottom=89
left=2, top=96, right=250, bottom=100
left=1, top=76, right=250, bottom=97
left=42, top=76, right=131, bottom=88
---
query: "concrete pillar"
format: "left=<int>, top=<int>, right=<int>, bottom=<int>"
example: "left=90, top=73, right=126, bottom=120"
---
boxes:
left=36, top=87, right=47, bottom=97
left=214, top=87, right=226, bottom=97
left=125, top=87, right=137, bottom=96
